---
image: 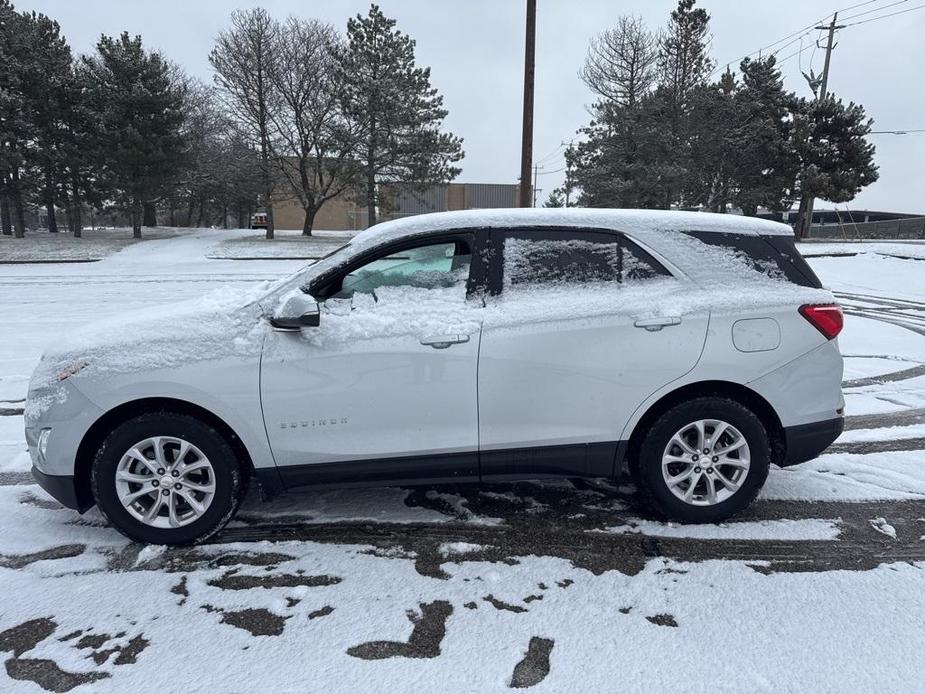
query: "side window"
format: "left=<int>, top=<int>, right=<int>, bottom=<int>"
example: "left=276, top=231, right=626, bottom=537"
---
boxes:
left=622, top=240, right=669, bottom=282
left=328, top=240, right=471, bottom=300
left=682, top=231, right=822, bottom=287
left=501, top=230, right=668, bottom=288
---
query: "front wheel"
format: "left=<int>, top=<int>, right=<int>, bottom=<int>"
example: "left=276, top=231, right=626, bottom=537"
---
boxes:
left=91, top=412, right=245, bottom=545
left=633, top=397, right=770, bottom=523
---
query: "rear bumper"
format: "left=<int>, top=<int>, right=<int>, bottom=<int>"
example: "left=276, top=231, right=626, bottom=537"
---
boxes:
left=31, top=466, right=88, bottom=511
left=781, top=416, right=844, bottom=466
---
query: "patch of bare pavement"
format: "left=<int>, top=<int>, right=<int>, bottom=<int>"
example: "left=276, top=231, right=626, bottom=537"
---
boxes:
left=2, top=478, right=923, bottom=584
left=0, top=617, right=148, bottom=692
left=346, top=601, right=452, bottom=660
left=509, top=636, right=555, bottom=689
left=209, top=484, right=925, bottom=578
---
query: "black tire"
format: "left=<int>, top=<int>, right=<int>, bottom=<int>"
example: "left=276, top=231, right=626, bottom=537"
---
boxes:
left=633, top=397, right=770, bottom=523
left=91, top=412, right=245, bottom=545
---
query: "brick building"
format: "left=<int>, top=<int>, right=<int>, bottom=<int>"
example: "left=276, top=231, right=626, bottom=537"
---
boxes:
left=271, top=182, right=520, bottom=231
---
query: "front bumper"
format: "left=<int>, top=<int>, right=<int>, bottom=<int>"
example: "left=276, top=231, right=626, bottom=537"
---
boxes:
left=781, top=416, right=844, bottom=466
left=31, top=466, right=89, bottom=511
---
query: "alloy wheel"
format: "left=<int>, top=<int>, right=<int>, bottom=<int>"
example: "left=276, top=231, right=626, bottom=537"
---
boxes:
left=115, top=436, right=216, bottom=528
left=661, top=419, right=751, bottom=506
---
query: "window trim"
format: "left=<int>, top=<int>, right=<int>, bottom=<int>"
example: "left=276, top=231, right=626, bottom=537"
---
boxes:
left=486, top=226, right=674, bottom=294
left=308, top=230, right=485, bottom=301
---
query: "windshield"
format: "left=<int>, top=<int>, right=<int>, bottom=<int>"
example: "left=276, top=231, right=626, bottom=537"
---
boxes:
left=249, top=241, right=356, bottom=309
left=297, top=243, right=356, bottom=291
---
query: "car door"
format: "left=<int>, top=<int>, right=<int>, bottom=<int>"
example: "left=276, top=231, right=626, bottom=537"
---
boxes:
left=477, top=228, right=709, bottom=479
left=260, top=232, right=484, bottom=487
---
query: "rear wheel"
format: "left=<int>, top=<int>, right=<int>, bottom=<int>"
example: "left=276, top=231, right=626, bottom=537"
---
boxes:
left=633, top=397, right=770, bottom=523
left=91, top=412, right=245, bottom=545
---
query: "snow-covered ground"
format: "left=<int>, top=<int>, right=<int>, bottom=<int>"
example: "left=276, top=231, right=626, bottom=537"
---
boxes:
left=0, top=229, right=923, bottom=692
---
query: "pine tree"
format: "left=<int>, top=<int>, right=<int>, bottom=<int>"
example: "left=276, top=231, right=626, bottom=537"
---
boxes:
left=792, top=96, right=878, bottom=236
left=730, top=56, right=799, bottom=215
left=338, top=4, right=463, bottom=226
left=60, top=63, right=102, bottom=237
left=18, top=10, right=73, bottom=234
left=685, top=70, right=739, bottom=211
left=658, top=0, right=714, bottom=110
left=571, top=89, right=684, bottom=209
left=82, top=33, right=188, bottom=238
left=655, top=0, right=714, bottom=207
left=573, top=1, right=715, bottom=210
left=0, top=0, right=28, bottom=237
left=543, top=189, right=564, bottom=208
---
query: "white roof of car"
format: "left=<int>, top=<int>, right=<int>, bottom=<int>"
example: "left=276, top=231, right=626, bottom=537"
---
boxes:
left=349, top=208, right=793, bottom=252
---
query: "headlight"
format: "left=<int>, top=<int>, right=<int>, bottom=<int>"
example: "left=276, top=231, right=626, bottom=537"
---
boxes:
left=57, top=361, right=88, bottom=381
left=37, top=428, right=51, bottom=462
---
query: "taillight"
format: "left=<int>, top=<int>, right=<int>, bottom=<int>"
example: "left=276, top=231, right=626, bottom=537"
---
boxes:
left=799, top=303, right=843, bottom=340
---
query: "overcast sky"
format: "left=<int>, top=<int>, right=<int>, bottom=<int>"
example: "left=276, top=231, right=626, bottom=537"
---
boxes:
left=16, top=0, right=925, bottom=213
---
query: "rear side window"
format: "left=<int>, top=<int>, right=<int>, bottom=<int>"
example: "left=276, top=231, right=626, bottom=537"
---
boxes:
left=501, top=230, right=669, bottom=289
left=683, top=231, right=823, bottom=288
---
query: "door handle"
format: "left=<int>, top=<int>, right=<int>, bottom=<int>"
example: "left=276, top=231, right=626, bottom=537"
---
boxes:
left=633, top=316, right=681, bottom=331
left=420, top=334, right=470, bottom=349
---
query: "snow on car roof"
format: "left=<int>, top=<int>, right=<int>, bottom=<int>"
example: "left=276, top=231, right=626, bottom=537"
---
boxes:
left=349, top=208, right=793, bottom=251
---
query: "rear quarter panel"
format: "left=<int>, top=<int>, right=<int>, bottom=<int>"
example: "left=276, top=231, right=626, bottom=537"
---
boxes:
left=618, top=305, right=843, bottom=439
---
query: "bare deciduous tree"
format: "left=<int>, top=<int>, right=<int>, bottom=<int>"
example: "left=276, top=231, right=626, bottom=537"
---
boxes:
left=269, top=18, right=360, bottom=235
left=210, top=8, right=280, bottom=239
left=580, top=16, right=657, bottom=107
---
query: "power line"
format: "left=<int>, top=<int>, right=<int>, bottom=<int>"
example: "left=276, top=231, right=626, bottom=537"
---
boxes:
left=840, top=0, right=910, bottom=21
left=869, top=128, right=925, bottom=134
left=843, top=2, right=925, bottom=25
left=775, top=42, right=815, bottom=66
left=709, top=0, right=897, bottom=75
left=836, top=0, right=890, bottom=11
left=535, top=143, right=565, bottom=165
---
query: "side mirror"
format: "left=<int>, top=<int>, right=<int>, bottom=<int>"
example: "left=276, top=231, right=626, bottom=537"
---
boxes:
left=271, top=293, right=321, bottom=331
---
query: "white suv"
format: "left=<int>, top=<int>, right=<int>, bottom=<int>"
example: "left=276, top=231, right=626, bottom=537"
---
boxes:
left=26, top=209, right=845, bottom=544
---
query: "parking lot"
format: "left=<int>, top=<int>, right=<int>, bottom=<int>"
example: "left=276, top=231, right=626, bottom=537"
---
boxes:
left=1, top=230, right=924, bottom=692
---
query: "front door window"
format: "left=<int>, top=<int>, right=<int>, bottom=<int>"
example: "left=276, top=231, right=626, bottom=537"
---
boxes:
left=330, top=241, right=472, bottom=300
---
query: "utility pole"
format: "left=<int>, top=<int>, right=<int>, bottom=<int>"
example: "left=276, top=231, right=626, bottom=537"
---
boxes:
left=532, top=164, right=542, bottom=207
left=816, top=13, right=840, bottom=101
left=798, top=13, right=843, bottom=239
left=518, top=0, right=536, bottom=208
left=563, top=139, right=573, bottom=207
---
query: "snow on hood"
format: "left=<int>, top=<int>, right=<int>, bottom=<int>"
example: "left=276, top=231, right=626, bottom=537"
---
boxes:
left=26, top=284, right=269, bottom=418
